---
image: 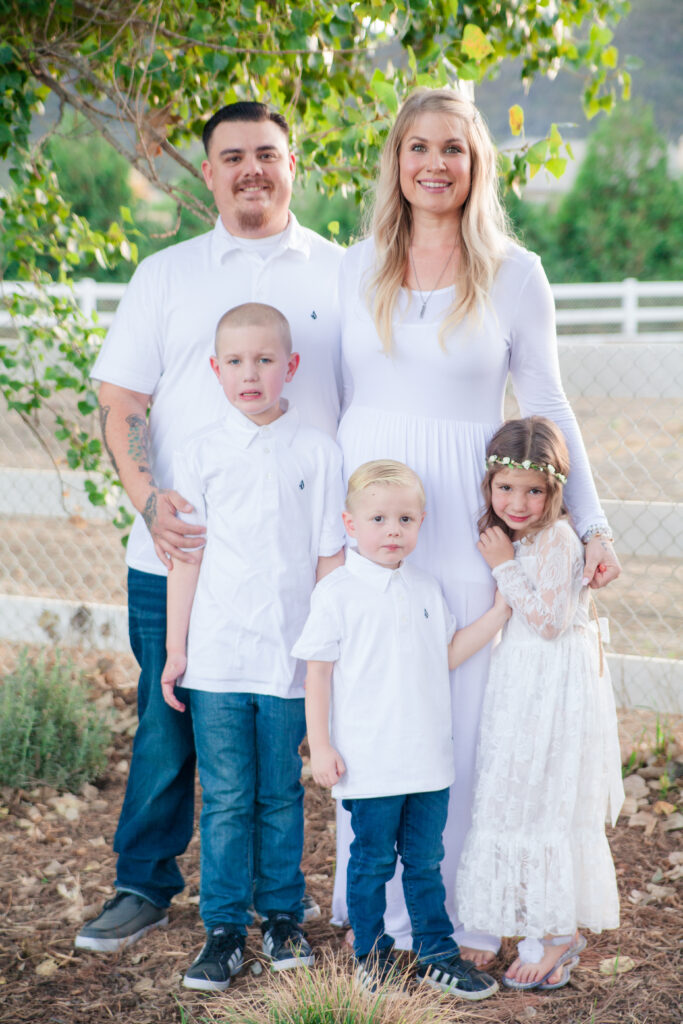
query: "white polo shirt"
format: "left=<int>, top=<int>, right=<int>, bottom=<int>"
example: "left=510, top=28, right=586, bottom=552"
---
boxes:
left=174, top=402, right=345, bottom=699
left=292, top=547, right=456, bottom=798
left=92, top=213, right=343, bottom=576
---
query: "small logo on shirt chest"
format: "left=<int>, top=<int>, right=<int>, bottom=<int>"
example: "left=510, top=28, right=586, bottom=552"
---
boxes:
left=424, top=608, right=429, bottom=618
left=310, top=310, right=317, bottom=320
left=299, top=480, right=305, bottom=490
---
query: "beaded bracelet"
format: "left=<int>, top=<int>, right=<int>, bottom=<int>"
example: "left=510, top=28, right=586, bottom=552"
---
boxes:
left=581, top=523, right=614, bottom=544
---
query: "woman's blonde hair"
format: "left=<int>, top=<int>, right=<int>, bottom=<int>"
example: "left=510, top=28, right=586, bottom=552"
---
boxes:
left=478, top=417, right=570, bottom=538
left=367, top=87, right=514, bottom=352
left=346, top=459, right=426, bottom=511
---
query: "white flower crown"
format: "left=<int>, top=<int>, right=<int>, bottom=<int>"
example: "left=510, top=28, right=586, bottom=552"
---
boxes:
left=486, top=454, right=568, bottom=484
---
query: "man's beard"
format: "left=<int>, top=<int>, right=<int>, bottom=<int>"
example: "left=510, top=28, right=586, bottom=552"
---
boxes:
left=236, top=208, right=269, bottom=231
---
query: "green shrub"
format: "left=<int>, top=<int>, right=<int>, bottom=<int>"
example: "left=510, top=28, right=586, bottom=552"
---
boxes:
left=0, top=649, right=111, bottom=792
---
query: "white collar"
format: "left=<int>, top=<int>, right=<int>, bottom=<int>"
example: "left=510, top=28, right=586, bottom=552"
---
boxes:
left=222, top=399, right=299, bottom=450
left=344, top=546, right=408, bottom=593
left=210, top=211, right=310, bottom=265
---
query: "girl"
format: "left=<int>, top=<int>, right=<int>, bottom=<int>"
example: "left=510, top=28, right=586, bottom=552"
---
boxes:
left=456, top=416, right=624, bottom=990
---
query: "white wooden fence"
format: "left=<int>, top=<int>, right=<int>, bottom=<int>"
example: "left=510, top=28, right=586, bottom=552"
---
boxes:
left=2, top=277, right=683, bottom=339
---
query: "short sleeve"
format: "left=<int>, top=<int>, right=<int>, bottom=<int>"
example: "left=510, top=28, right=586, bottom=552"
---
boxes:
left=91, top=257, right=165, bottom=395
left=291, top=583, right=342, bottom=662
left=318, top=442, right=346, bottom=557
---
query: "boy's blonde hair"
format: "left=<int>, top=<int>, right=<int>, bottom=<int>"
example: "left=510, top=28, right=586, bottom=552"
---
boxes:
left=346, top=459, right=426, bottom=511
left=215, top=302, right=293, bottom=355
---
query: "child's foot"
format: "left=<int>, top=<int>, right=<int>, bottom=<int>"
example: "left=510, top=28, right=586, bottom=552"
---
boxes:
left=261, top=913, right=314, bottom=971
left=459, top=945, right=495, bottom=968
left=503, top=933, right=582, bottom=989
left=416, top=954, right=499, bottom=1000
left=182, top=925, right=245, bottom=991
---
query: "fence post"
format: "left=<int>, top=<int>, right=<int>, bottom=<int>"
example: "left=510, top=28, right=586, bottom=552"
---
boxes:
left=78, top=277, right=97, bottom=319
left=623, top=277, right=638, bottom=338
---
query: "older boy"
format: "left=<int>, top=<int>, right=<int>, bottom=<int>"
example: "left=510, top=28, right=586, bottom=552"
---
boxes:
left=161, top=303, right=344, bottom=991
left=293, top=460, right=508, bottom=1000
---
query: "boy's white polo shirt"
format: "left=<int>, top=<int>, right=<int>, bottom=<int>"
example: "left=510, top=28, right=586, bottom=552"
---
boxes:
left=174, top=402, right=345, bottom=698
left=292, top=547, right=456, bottom=798
left=92, top=213, right=342, bottom=577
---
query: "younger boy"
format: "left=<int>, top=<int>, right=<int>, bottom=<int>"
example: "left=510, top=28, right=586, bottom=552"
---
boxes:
left=161, top=303, right=345, bottom=991
left=292, top=460, right=509, bottom=1000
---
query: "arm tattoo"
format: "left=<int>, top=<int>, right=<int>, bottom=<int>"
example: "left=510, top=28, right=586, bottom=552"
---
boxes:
left=125, top=413, right=153, bottom=477
left=142, top=490, right=157, bottom=532
left=99, top=404, right=121, bottom=477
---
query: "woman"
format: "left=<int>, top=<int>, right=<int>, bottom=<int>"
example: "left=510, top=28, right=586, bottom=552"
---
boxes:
left=333, top=87, right=620, bottom=964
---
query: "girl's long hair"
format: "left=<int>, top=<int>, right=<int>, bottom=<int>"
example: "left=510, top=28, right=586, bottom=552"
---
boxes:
left=478, top=417, right=570, bottom=538
left=366, top=87, right=514, bottom=353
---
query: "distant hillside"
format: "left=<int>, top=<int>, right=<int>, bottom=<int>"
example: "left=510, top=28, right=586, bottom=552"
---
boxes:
left=475, top=0, right=682, bottom=142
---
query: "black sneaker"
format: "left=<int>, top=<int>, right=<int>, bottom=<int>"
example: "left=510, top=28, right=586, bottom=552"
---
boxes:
left=183, top=926, right=245, bottom=992
left=354, top=947, right=404, bottom=995
left=416, top=954, right=499, bottom=1000
left=261, top=913, right=314, bottom=971
left=74, top=892, right=168, bottom=952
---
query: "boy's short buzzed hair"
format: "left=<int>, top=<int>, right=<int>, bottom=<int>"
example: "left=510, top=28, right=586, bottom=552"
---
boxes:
left=215, top=302, right=293, bottom=355
left=346, top=459, right=426, bottom=511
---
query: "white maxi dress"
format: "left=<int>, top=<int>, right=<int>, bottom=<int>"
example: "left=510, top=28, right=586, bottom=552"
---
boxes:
left=333, top=238, right=610, bottom=952
left=456, top=520, right=623, bottom=939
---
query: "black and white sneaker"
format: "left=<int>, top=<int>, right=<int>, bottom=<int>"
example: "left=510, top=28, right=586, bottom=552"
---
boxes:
left=416, top=954, right=499, bottom=1000
left=74, top=892, right=168, bottom=952
left=261, top=913, right=314, bottom=971
left=354, top=947, right=404, bottom=995
left=183, top=926, right=245, bottom=992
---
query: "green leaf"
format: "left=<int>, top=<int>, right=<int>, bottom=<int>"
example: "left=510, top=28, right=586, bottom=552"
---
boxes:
left=461, top=24, right=494, bottom=62
left=508, top=105, right=524, bottom=136
left=545, top=157, right=567, bottom=178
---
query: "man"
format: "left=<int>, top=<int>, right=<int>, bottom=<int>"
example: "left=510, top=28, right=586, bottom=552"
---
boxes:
left=75, top=102, right=343, bottom=953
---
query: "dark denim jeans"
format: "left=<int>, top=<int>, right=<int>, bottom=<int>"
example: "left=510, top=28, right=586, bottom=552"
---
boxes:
left=343, top=789, right=459, bottom=963
left=113, top=569, right=196, bottom=907
left=189, top=690, right=306, bottom=930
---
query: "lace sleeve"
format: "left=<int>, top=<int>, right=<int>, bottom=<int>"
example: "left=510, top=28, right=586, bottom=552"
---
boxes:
left=491, top=524, right=582, bottom=640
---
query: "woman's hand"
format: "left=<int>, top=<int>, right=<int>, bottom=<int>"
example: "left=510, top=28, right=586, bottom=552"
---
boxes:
left=583, top=536, right=621, bottom=589
left=477, top=526, right=515, bottom=569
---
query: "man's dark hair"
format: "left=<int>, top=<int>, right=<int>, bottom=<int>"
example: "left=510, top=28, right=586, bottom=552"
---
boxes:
left=203, top=102, right=290, bottom=154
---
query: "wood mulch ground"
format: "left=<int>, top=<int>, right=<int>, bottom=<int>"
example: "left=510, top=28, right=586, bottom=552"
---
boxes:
left=0, top=652, right=681, bottom=1024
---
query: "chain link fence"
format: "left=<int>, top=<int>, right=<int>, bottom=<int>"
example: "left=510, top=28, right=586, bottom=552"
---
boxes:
left=1, top=279, right=681, bottom=711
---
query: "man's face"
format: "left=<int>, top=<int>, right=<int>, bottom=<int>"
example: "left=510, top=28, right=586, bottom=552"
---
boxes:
left=202, top=118, right=295, bottom=238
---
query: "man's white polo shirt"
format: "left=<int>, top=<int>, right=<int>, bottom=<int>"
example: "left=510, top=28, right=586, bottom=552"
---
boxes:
left=292, top=547, right=456, bottom=798
left=174, top=402, right=345, bottom=699
left=92, top=213, right=342, bottom=576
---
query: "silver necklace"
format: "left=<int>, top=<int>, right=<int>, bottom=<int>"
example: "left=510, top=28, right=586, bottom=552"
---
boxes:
left=409, top=240, right=459, bottom=319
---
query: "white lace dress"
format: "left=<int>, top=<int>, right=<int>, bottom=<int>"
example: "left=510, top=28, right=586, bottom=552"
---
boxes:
left=456, top=520, right=624, bottom=939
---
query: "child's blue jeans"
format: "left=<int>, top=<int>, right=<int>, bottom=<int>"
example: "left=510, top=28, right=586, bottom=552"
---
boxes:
left=189, top=690, right=306, bottom=931
left=342, top=788, right=459, bottom=963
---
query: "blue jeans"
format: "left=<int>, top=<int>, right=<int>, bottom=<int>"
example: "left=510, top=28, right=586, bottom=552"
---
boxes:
left=189, top=690, right=306, bottom=930
left=343, top=789, right=459, bottom=963
left=113, top=569, right=196, bottom=907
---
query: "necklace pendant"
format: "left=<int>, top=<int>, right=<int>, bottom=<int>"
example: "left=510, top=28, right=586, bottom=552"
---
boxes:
left=419, top=302, right=426, bottom=319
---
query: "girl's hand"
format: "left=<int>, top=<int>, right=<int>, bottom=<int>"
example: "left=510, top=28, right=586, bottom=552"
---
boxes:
left=161, top=652, right=187, bottom=712
left=477, top=527, right=515, bottom=569
left=583, top=535, right=622, bottom=589
left=310, top=744, right=346, bottom=788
